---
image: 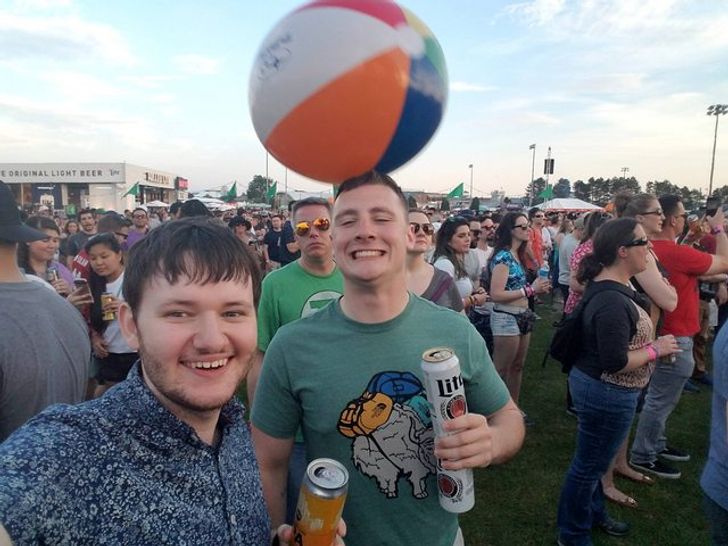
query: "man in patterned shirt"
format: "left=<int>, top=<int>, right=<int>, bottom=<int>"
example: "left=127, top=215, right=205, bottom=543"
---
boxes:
left=0, top=218, right=310, bottom=545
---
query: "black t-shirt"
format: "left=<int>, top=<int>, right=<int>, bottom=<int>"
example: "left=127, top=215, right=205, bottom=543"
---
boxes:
left=278, top=221, right=300, bottom=265
left=263, top=229, right=283, bottom=262
left=573, top=281, right=641, bottom=379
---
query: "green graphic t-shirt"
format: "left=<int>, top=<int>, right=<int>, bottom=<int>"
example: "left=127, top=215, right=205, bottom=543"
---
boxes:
left=252, top=295, right=510, bottom=546
left=256, top=260, right=344, bottom=352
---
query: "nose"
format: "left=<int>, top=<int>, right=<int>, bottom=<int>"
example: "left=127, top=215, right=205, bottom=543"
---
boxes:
left=193, top=313, right=227, bottom=352
left=354, top=216, right=376, bottom=240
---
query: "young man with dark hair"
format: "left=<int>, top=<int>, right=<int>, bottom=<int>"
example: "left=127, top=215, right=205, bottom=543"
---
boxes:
left=631, top=195, right=728, bottom=479
left=261, top=214, right=284, bottom=271
left=126, top=207, right=149, bottom=248
left=252, top=171, right=524, bottom=546
left=65, top=208, right=98, bottom=260
left=0, top=217, right=313, bottom=545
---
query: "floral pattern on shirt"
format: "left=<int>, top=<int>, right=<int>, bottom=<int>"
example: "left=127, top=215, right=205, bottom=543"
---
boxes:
left=489, top=250, right=527, bottom=291
left=0, top=363, right=271, bottom=545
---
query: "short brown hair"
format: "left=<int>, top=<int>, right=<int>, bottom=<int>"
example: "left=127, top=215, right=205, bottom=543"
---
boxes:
left=335, top=170, right=407, bottom=212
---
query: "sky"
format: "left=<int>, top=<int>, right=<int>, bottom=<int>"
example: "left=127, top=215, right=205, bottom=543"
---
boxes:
left=1, top=0, right=727, bottom=198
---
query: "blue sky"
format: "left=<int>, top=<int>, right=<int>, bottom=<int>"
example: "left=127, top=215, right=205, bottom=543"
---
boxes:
left=1, top=0, right=727, bottom=197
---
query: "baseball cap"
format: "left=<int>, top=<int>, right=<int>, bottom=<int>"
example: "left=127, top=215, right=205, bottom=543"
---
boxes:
left=0, top=181, right=47, bottom=243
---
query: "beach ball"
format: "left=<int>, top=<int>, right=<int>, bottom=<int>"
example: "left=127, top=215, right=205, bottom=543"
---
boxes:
left=249, top=0, right=448, bottom=184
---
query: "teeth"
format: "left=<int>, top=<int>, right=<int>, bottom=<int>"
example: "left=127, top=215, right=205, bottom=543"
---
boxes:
left=188, top=359, right=227, bottom=370
left=354, top=250, right=382, bottom=258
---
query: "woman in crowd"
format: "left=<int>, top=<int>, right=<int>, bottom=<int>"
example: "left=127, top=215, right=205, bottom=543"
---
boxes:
left=488, top=212, right=550, bottom=410
left=596, top=194, right=679, bottom=508
left=406, top=209, right=463, bottom=311
left=432, top=215, right=487, bottom=312
left=564, top=211, right=610, bottom=313
left=85, top=233, right=138, bottom=398
left=60, top=218, right=79, bottom=264
left=17, top=215, right=74, bottom=296
left=557, top=218, right=680, bottom=546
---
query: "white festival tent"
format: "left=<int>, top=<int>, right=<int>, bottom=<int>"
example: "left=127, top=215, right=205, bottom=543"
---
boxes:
left=537, top=198, right=603, bottom=212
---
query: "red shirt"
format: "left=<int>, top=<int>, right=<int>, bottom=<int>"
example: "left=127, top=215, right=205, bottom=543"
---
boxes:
left=526, top=227, right=543, bottom=271
left=652, top=239, right=712, bottom=337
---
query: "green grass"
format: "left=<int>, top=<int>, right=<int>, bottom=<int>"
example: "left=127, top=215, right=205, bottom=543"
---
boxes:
left=460, top=302, right=712, bottom=545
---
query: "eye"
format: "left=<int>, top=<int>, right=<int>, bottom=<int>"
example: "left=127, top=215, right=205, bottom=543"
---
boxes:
left=165, top=311, right=188, bottom=318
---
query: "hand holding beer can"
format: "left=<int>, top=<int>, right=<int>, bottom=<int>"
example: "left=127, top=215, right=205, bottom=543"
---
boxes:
left=421, top=347, right=475, bottom=513
left=293, top=458, right=348, bottom=546
left=101, top=293, right=116, bottom=321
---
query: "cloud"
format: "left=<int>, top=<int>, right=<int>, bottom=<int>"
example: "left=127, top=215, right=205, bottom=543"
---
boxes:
left=173, top=54, right=222, bottom=75
left=0, top=11, right=134, bottom=64
left=450, top=81, right=496, bottom=92
left=505, top=0, right=566, bottom=26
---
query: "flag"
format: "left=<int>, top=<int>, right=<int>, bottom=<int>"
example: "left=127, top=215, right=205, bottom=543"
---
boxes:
left=223, top=182, right=237, bottom=202
left=447, top=182, right=464, bottom=198
left=266, top=181, right=277, bottom=201
left=529, top=143, right=536, bottom=150
left=123, top=183, right=139, bottom=197
left=538, top=185, right=553, bottom=200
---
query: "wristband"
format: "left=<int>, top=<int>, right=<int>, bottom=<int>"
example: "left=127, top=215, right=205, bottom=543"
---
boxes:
left=645, top=343, right=658, bottom=362
left=524, top=284, right=535, bottom=298
left=711, top=225, right=724, bottom=235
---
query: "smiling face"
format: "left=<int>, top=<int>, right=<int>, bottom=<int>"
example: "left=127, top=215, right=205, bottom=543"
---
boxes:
left=511, top=214, right=530, bottom=243
left=294, top=204, right=333, bottom=262
left=407, top=210, right=433, bottom=255
left=622, top=224, right=651, bottom=275
left=27, top=228, right=60, bottom=263
left=333, top=184, right=412, bottom=286
left=119, top=275, right=257, bottom=418
left=88, top=242, right=123, bottom=280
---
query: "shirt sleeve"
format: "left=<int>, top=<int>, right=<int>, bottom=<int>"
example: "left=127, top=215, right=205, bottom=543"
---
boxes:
left=590, top=296, right=633, bottom=373
left=250, top=334, right=301, bottom=439
left=461, top=324, right=510, bottom=416
left=433, top=258, right=456, bottom=279
left=674, top=245, right=714, bottom=275
left=256, top=276, right=280, bottom=352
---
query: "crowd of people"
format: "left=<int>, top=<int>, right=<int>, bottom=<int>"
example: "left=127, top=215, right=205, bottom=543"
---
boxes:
left=0, top=174, right=726, bottom=546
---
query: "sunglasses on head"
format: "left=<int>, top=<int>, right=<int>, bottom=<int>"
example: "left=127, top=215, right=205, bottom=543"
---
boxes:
left=295, top=217, right=330, bottom=237
left=623, top=238, right=649, bottom=248
left=410, top=222, right=435, bottom=235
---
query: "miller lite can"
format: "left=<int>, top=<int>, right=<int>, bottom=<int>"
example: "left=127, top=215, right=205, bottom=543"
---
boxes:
left=293, top=458, right=348, bottom=546
left=421, top=347, right=475, bottom=513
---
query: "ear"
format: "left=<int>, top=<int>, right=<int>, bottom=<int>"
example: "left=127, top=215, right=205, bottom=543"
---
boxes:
left=118, top=302, right=140, bottom=351
left=617, top=246, right=629, bottom=259
left=406, top=221, right=416, bottom=247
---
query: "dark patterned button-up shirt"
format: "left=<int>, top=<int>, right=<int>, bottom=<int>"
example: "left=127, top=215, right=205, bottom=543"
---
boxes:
left=0, top=363, right=271, bottom=545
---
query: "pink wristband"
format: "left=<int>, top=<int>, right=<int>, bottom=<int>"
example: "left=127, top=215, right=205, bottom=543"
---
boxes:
left=524, top=284, right=535, bottom=298
left=645, top=343, right=658, bottom=361
left=711, top=225, right=724, bottom=235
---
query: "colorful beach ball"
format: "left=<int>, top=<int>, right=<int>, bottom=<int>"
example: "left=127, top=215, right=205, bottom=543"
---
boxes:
left=249, top=0, right=448, bottom=184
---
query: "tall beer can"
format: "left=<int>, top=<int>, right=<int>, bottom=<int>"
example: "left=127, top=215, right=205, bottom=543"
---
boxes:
left=421, top=347, right=475, bottom=513
left=101, top=293, right=116, bottom=321
left=293, top=458, right=348, bottom=546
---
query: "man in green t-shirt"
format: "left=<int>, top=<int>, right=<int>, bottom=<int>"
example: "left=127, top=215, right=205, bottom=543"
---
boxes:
left=246, top=196, right=344, bottom=523
left=251, top=172, right=524, bottom=546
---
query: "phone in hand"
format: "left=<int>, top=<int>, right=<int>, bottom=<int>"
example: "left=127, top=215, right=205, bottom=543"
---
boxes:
left=73, top=278, right=93, bottom=301
left=706, top=196, right=722, bottom=218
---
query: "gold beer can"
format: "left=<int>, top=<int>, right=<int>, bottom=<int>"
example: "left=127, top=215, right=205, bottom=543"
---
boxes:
left=101, top=293, right=116, bottom=321
left=293, top=458, right=348, bottom=546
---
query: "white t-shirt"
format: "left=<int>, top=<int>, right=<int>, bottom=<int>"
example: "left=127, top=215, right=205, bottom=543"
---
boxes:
left=433, top=257, right=473, bottom=299
left=103, top=272, right=134, bottom=354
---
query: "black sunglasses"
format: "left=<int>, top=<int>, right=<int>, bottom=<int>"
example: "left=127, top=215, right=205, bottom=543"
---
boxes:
left=641, top=209, right=663, bottom=216
left=410, top=222, right=435, bottom=235
left=114, top=231, right=129, bottom=240
left=513, top=224, right=529, bottom=230
left=623, top=238, right=649, bottom=248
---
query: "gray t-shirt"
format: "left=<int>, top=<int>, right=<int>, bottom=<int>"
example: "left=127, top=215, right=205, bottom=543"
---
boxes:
left=0, top=281, right=90, bottom=441
left=558, top=233, right=579, bottom=285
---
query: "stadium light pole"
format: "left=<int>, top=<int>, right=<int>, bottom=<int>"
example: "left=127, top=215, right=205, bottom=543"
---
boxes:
left=529, top=144, right=536, bottom=206
left=468, top=163, right=474, bottom=199
left=707, top=104, right=728, bottom=196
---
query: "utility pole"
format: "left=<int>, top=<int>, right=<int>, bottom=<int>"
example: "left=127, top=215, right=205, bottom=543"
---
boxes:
left=707, top=104, right=728, bottom=196
left=529, top=144, right=536, bottom=206
left=468, top=164, right=474, bottom=200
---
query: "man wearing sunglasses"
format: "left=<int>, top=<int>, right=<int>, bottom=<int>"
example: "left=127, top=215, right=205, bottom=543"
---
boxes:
left=631, top=194, right=728, bottom=480
left=247, top=196, right=344, bottom=523
left=252, top=171, right=524, bottom=546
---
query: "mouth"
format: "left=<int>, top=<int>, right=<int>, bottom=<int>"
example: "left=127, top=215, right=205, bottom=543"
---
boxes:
left=181, top=357, right=230, bottom=371
left=351, top=250, right=385, bottom=260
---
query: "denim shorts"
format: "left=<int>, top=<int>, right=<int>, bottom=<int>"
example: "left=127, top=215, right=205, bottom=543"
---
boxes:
left=490, top=308, right=521, bottom=336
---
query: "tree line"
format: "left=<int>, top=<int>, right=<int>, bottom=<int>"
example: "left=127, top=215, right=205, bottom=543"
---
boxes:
left=524, top=176, right=727, bottom=209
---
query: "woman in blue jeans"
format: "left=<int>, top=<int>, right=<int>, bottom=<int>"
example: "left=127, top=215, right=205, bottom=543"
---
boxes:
left=556, top=218, right=680, bottom=546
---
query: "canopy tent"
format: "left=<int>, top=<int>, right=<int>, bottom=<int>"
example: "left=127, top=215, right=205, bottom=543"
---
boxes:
left=537, top=198, right=603, bottom=212
left=145, top=200, right=170, bottom=208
